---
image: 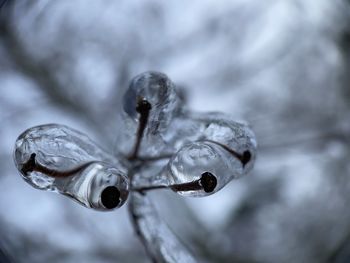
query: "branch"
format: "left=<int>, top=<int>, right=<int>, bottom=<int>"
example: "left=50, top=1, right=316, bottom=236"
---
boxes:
left=128, top=192, right=197, bottom=263
left=0, top=11, right=112, bottom=143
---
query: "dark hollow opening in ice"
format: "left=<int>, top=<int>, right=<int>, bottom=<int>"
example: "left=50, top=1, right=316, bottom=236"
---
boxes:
left=200, top=172, right=217, bottom=193
left=101, top=186, right=121, bottom=209
left=136, top=98, right=152, bottom=114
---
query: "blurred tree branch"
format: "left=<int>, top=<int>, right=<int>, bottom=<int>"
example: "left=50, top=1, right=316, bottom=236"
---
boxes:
left=0, top=6, right=114, bottom=143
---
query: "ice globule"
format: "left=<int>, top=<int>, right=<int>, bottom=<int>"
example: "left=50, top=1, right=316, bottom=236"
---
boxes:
left=117, top=71, right=183, bottom=157
left=163, top=112, right=257, bottom=157
left=166, top=141, right=233, bottom=197
left=163, top=114, right=257, bottom=197
left=199, top=115, right=257, bottom=172
left=14, top=124, right=129, bottom=211
left=122, top=71, right=182, bottom=129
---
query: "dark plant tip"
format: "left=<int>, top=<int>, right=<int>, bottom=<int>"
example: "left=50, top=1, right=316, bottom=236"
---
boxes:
left=242, top=150, right=251, bottom=167
left=200, top=172, right=217, bottom=193
left=101, top=186, right=121, bottom=209
left=136, top=99, right=152, bottom=114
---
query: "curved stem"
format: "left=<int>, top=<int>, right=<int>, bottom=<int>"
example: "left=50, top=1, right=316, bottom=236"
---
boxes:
left=203, top=139, right=251, bottom=167
left=128, top=192, right=197, bottom=263
left=21, top=153, right=95, bottom=178
left=132, top=172, right=217, bottom=194
left=128, top=98, right=152, bottom=161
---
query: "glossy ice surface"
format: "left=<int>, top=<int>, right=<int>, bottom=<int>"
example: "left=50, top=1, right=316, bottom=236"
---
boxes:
left=117, top=71, right=182, bottom=157
left=14, top=72, right=257, bottom=206
left=122, top=71, right=181, bottom=130
left=116, top=72, right=257, bottom=197
left=14, top=124, right=129, bottom=210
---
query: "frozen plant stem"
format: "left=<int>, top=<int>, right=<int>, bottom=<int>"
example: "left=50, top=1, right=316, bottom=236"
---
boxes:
left=132, top=172, right=217, bottom=193
left=22, top=153, right=217, bottom=195
left=129, top=193, right=197, bottom=263
left=21, top=153, right=218, bottom=194
left=204, top=139, right=251, bottom=167
left=127, top=97, right=199, bottom=262
left=21, top=153, right=94, bottom=177
left=128, top=97, right=152, bottom=161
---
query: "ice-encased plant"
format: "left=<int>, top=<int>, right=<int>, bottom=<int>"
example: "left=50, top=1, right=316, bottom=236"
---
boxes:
left=13, top=71, right=257, bottom=262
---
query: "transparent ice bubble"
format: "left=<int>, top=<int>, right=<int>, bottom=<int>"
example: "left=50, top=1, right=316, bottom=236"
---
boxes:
left=162, top=115, right=206, bottom=150
left=163, top=112, right=257, bottom=162
left=166, top=141, right=236, bottom=197
left=115, top=113, right=171, bottom=157
left=122, top=71, right=181, bottom=126
left=199, top=115, right=257, bottom=172
left=166, top=116, right=257, bottom=197
left=14, top=124, right=129, bottom=211
left=118, top=72, right=183, bottom=156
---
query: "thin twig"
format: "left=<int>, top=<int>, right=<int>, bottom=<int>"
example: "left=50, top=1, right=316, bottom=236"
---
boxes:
left=0, top=16, right=112, bottom=144
left=131, top=172, right=217, bottom=194
left=128, top=98, right=152, bottom=161
left=202, top=139, right=251, bottom=167
left=21, top=153, right=95, bottom=178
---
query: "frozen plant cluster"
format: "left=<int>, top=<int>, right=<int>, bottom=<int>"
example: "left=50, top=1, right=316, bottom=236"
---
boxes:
left=13, top=71, right=257, bottom=262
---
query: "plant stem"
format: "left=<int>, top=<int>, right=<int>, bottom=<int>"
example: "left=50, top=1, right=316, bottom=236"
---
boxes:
left=21, top=153, right=94, bottom=178
left=203, top=139, right=251, bottom=167
left=132, top=172, right=217, bottom=194
left=128, top=97, right=152, bottom=161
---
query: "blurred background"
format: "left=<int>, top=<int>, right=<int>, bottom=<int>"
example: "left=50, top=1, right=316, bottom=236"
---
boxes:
left=1, top=0, right=350, bottom=262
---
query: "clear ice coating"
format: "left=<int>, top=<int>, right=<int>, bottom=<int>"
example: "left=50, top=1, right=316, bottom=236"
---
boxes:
left=116, top=72, right=257, bottom=196
left=14, top=72, right=258, bottom=209
left=129, top=192, right=197, bottom=263
left=14, top=124, right=129, bottom=211
left=165, top=114, right=257, bottom=197
left=163, top=112, right=257, bottom=153
left=122, top=71, right=181, bottom=129
left=117, top=71, right=182, bottom=156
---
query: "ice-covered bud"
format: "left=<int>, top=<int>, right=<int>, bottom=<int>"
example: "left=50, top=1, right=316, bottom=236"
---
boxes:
left=122, top=71, right=181, bottom=134
left=200, top=116, right=257, bottom=173
left=166, top=141, right=233, bottom=196
left=14, top=124, right=129, bottom=211
left=163, top=113, right=257, bottom=164
left=117, top=72, right=183, bottom=157
left=166, top=122, right=256, bottom=197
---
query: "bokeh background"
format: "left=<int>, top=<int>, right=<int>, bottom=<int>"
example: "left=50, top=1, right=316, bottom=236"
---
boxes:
left=1, top=0, right=350, bottom=262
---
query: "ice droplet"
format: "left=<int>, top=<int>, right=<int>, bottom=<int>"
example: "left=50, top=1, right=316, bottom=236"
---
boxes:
left=167, top=141, right=234, bottom=196
left=200, top=115, right=257, bottom=172
left=165, top=114, right=257, bottom=197
left=14, top=124, right=129, bottom=210
left=164, top=112, right=257, bottom=155
left=117, top=71, right=182, bottom=157
left=122, top=71, right=181, bottom=128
